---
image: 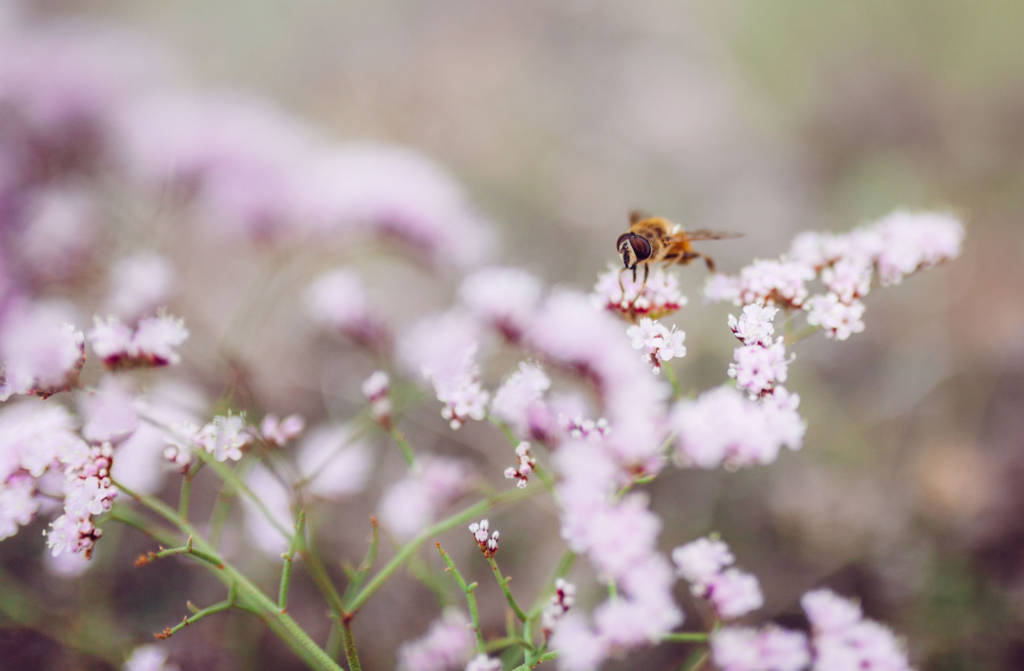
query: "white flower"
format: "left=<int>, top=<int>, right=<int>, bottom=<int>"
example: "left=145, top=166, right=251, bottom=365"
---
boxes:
left=804, top=294, right=866, bottom=341
left=626, top=318, right=687, bottom=373
left=728, top=340, right=789, bottom=397
left=728, top=303, right=778, bottom=346
left=672, top=537, right=735, bottom=586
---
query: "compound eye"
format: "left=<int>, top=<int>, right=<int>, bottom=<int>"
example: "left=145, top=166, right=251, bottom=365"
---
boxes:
left=630, top=234, right=652, bottom=262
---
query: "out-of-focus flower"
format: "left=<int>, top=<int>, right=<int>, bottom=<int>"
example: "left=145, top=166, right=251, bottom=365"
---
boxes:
left=260, top=413, right=305, bottom=447
left=802, top=589, right=912, bottom=671
left=468, top=519, right=500, bottom=557
left=0, top=300, right=84, bottom=400
left=123, top=643, right=180, bottom=671
left=711, top=625, right=810, bottom=671
left=295, top=143, right=496, bottom=268
left=465, top=654, right=502, bottom=671
left=872, top=210, right=964, bottom=286
left=240, top=463, right=293, bottom=559
left=550, top=613, right=609, bottom=671
left=105, top=252, right=175, bottom=321
left=460, top=266, right=542, bottom=341
left=79, top=375, right=139, bottom=444
left=626, top=317, right=687, bottom=374
left=503, top=442, right=536, bottom=489
left=10, top=185, right=97, bottom=282
left=378, top=456, right=471, bottom=540
left=304, top=269, right=390, bottom=351
left=396, top=608, right=475, bottom=671
left=88, top=313, right=188, bottom=369
left=593, top=264, right=686, bottom=321
left=399, top=310, right=489, bottom=429
left=44, top=546, right=92, bottom=578
left=0, top=475, right=37, bottom=541
left=195, top=414, right=251, bottom=462
left=672, top=536, right=735, bottom=586
left=490, top=361, right=550, bottom=436
left=295, top=423, right=373, bottom=500
left=674, top=535, right=762, bottom=619
left=671, top=386, right=805, bottom=469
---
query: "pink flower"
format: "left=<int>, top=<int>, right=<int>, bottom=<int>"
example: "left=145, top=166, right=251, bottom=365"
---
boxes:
left=0, top=475, right=38, bottom=540
left=396, top=608, right=475, bottom=671
left=260, top=413, right=305, bottom=447
left=105, top=252, right=175, bottom=321
left=468, top=519, right=500, bottom=556
left=804, top=294, right=865, bottom=341
left=672, top=537, right=735, bottom=585
left=801, top=589, right=862, bottom=634
left=872, top=210, right=964, bottom=286
left=593, top=264, right=687, bottom=321
left=305, top=269, right=390, bottom=350
left=295, top=423, right=373, bottom=500
left=0, top=300, right=84, bottom=400
left=88, top=313, right=188, bottom=369
left=196, top=414, right=251, bottom=462
left=460, top=266, right=542, bottom=341
left=11, top=185, right=97, bottom=282
left=728, top=303, right=779, bottom=347
left=706, top=567, right=764, bottom=619
left=378, top=456, right=471, bottom=540
left=79, top=375, right=139, bottom=444
left=490, top=361, right=550, bottom=435
left=728, top=340, right=789, bottom=398
left=711, top=625, right=810, bottom=671
left=627, top=318, right=687, bottom=374
left=549, top=614, right=609, bottom=671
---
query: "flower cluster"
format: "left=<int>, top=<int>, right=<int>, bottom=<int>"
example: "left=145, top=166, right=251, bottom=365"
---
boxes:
left=460, top=267, right=543, bottom=342
left=396, top=608, right=474, bottom=671
left=88, top=313, right=188, bottom=369
left=490, top=361, right=551, bottom=436
left=707, top=210, right=964, bottom=341
left=378, top=456, right=471, bottom=540
left=593, top=264, right=686, bottom=321
left=399, top=311, right=490, bottom=430
left=305, top=269, right=391, bottom=351
left=710, top=589, right=912, bottom=671
left=45, top=443, right=118, bottom=559
left=503, top=442, right=537, bottom=489
left=672, top=536, right=763, bottom=619
left=671, top=386, right=805, bottom=469
left=626, top=317, right=687, bottom=374
left=727, top=304, right=790, bottom=398
left=0, top=302, right=85, bottom=400
left=468, top=519, right=500, bottom=557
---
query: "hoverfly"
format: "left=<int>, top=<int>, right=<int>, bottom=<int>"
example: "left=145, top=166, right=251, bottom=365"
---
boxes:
left=616, top=211, right=742, bottom=287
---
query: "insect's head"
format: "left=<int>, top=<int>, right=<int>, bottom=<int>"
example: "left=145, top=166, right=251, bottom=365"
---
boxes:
left=616, top=232, right=651, bottom=270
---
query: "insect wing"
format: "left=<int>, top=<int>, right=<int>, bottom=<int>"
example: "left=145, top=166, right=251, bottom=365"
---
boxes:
left=683, top=229, right=744, bottom=241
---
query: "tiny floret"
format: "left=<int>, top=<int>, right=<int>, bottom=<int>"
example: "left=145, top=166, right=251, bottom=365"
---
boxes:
left=468, top=519, right=500, bottom=557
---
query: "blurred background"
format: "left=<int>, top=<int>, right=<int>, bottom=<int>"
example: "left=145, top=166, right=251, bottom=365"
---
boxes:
left=2, top=1, right=1023, bottom=669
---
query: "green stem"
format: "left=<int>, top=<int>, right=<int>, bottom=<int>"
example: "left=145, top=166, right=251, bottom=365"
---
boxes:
left=326, top=621, right=342, bottom=661
left=194, top=450, right=291, bottom=540
left=342, top=518, right=381, bottom=603
left=178, top=468, right=193, bottom=519
left=487, top=556, right=527, bottom=622
left=139, top=536, right=224, bottom=569
left=511, top=651, right=558, bottom=670
left=156, top=582, right=236, bottom=639
left=680, top=648, right=709, bottom=671
left=111, top=479, right=345, bottom=671
left=484, top=636, right=535, bottom=653
left=437, top=544, right=485, bottom=652
left=345, top=485, right=538, bottom=614
left=662, top=362, right=682, bottom=398
left=389, top=426, right=416, bottom=467
left=278, top=510, right=306, bottom=611
left=662, top=631, right=710, bottom=643
left=340, top=619, right=362, bottom=671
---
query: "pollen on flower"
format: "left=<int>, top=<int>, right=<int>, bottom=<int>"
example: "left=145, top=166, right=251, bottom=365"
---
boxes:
left=503, top=442, right=536, bottom=489
left=468, top=519, right=500, bottom=557
left=626, top=318, right=687, bottom=374
left=593, top=264, right=686, bottom=322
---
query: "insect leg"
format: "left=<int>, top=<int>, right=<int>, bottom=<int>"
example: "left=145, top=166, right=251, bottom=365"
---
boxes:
left=642, top=263, right=650, bottom=289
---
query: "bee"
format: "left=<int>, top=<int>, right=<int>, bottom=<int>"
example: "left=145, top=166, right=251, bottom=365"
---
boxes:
left=616, top=211, right=742, bottom=287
